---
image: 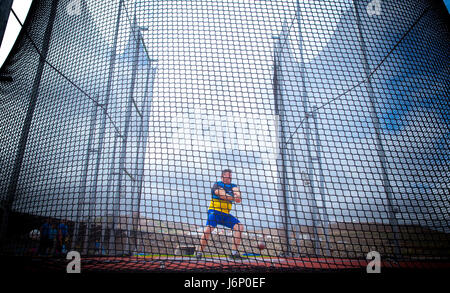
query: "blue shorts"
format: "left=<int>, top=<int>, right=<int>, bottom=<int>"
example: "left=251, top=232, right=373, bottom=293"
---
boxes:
left=206, top=210, right=240, bottom=229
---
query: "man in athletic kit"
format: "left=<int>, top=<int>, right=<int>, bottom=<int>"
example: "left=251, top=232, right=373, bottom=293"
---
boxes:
left=196, top=169, right=244, bottom=259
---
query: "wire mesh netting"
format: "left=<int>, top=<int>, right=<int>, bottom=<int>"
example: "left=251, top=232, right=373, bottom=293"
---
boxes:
left=0, top=0, right=449, bottom=272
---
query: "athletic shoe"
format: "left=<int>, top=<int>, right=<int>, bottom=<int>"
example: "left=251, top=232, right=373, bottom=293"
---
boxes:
left=228, top=252, right=243, bottom=260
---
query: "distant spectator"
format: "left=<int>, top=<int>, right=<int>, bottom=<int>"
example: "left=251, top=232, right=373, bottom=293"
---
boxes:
left=57, top=219, right=69, bottom=255
left=38, top=218, right=51, bottom=256
left=47, top=222, right=58, bottom=256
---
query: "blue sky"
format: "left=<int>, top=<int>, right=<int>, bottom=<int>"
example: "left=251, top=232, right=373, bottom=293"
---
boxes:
left=445, top=0, right=450, bottom=12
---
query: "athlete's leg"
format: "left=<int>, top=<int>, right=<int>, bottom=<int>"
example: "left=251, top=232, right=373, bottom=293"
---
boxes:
left=231, top=223, right=244, bottom=251
left=198, top=225, right=215, bottom=252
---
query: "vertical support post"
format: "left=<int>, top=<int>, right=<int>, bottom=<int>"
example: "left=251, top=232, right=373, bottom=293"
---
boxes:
left=93, top=0, right=124, bottom=256
left=272, top=35, right=291, bottom=257
left=0, top=0, right=60, bottom=242
left=79, top=100, right=99, bottom=255
left=132, top=58, right=157, bottom=254
left=353, top=0, right=401, bottom=258
left=303, top=112, right=321, bottom=256
left=312, top=108, right=331, bottom=256
left=295, top=1, right=322, bottom=257
left=115, top=7, right=141, bottom=255
left=107, top=132, right=120, bottom=255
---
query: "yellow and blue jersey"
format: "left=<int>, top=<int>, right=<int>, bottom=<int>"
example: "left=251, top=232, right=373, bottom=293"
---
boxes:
left=208, top=181, right=237, bottom=214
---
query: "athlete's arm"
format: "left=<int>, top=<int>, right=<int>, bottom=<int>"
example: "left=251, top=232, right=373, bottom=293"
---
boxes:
left=232, top=187, right=242, bottom=203
left=215, top=188, right=236, bottom=202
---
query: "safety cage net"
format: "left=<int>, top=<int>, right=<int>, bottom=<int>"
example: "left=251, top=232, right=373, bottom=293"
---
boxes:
left=0, top=0, right=449, bottom=273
